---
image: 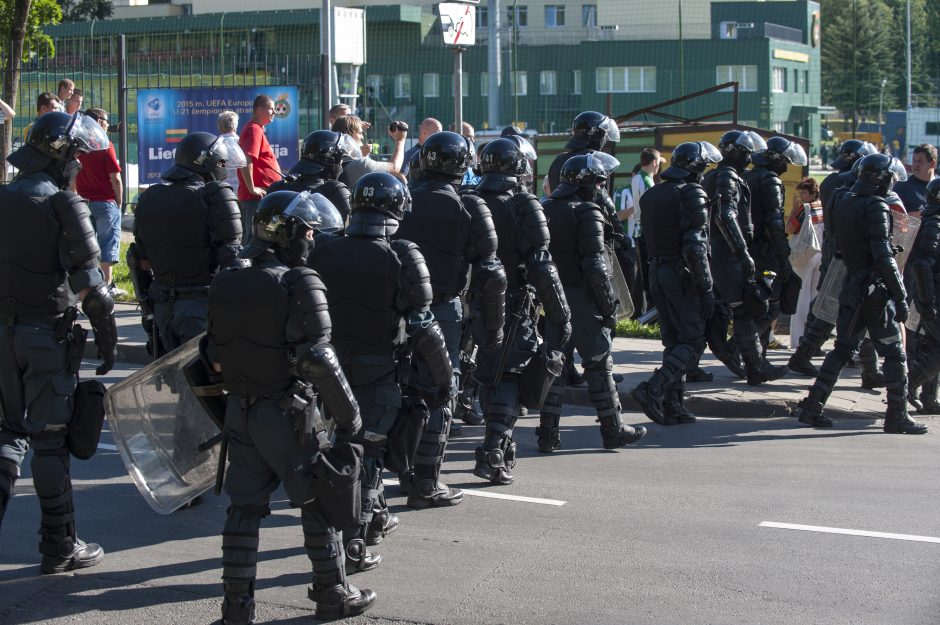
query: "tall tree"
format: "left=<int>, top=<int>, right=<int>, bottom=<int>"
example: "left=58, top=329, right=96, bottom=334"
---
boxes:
left=57, top=0, right=112, bottom=22
left=885, top=0, right=932, bottom=108
left=0, top=0, right=61, bottom=181
left=821, top=0, right=896, bottom=129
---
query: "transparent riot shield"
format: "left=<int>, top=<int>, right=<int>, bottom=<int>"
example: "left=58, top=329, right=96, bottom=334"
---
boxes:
left=892, top=212, right=921, bottom=273
left=104, top=335, right=221, bottom=514
left=607, top=249, right=635, bottom=320
left=812, top=258, right=846, bottom=325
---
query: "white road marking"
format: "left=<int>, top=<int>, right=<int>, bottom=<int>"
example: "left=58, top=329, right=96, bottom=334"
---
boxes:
left=97, top=443, right=118, bottom=451
left=383, top=478, right=565, bottom=506
left=760, top=521, right=940, bottom=544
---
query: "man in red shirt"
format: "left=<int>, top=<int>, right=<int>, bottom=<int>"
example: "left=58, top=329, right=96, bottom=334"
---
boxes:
left=76, top=108, right=124, bottom=295
left=237, top=94, right=282, bottom=241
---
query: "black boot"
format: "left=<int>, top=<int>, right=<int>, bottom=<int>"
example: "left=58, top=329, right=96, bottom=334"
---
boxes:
left=313, top=583, right=377, bottom=620
left=598, top=415, right=647, bottom=448
left=861, top=371, right=887, bottom=390
left=919, top=380, right=940, bottom=413
left=739, top=332, right=788, bottom=385
left=788, top=345, right=819, bottom=377
left=535, top=426, right=561, bottom=453
left=883, top=407, right=929, bottom=434
left=366, top=507, right=400, bottom=546
left=454, top=394, right=484, bottom=425
left=630, top=378, right=665, bottom=424
left=221, top=582, right=255, bottom=625
left=563, top=358, right=585, bottom=386
left=792, top=396, right=832, bottom=428
left=662, top=382, right=696, bottom=425
left=473, top=431, right=515, bottom=485
left=406, top=464, right=463, bottom=510
left=397, top=470, right=415, bottom=497
left=686, top=366, right=713, bottom=383
left=343, top=536, right=381, bottom=573
left=40, top=536, right=104, bottom=575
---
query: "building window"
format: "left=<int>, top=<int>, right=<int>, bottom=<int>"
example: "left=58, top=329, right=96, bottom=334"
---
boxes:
left=395, top=74, right=411, bottom=99
left=716, top=65, right=758, bottom=92
left=803, top=70, right=809, bottom=94
left=793, top=69, right=799, bottom=93
left=481, top=72, right=489, bottom=97
left=573, top=69, right=582, bottom=94
left=476, top=5, right=488, bottom=28
left=423, top=73, right=439, bottom=98
left=582, top=4, right=597, bottom=27
left=773, top=121, right=786, bottom=133
left=540, top=70, right=557, bottom=95
left=366, top=74, right=382, bottom=97
left=926, top=121, right=940, bottom=136
left=772, top=67, right=787, bottom=93
left=510, top=71, right=528, bottom=96
left=545, top=5, right=565, bottom=27
left=507, top=5, right=527, bottom=28
left=595, top=66, right=656, bottom=93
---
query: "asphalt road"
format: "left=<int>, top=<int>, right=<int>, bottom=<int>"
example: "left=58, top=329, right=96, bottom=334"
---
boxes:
left=1, top=361, right=938, bottom=625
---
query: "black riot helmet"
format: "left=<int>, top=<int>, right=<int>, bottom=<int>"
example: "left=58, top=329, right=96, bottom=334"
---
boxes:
left=567, top=111, right=621, bottom=151
left=8, top=112, right=110, bottom=185
left=662, top=141, right=723, bottom=180
left=853, top=153, right=908, bottom=197
left=718, top=130, right=767, bottom=169
left=926, top=177, right=940, bottom=206
left=479, top=137, right=537, bottom=177
left=829, top=139, right=878, bottom=171
left=301, top=130, right=358, bottom=165
left=552, top=151, right=621, bottom=200
left=174, top=131, right=247, bottom=182
left=406, top=149, right=425, bottom=186
left=241, top=190, right=343, bottom=266
left=751, top=136, right=808, bottom=174
left=420, top=131, right=471, bottom=180
left=352, top=172, right=410, bottom=221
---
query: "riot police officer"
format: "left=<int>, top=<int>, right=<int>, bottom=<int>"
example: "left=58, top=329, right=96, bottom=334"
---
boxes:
left=393, top=132, right=506, bottom=502
left=0, top=112, right=117, bottom=572
left=704, top=130, right=787, bottom=385
left=207, top=190, right=375, bottom=622
left=630, top=142, right=721, bottom=424
left=467, top=139, right=572, bottom=471
left=537, top=152, right=648, bottom=452
left=744, top=136, right=808, bottom=352
left=267, top=130, right=356, bottom=220
left=546, top=111, right=620, bottom=193
left=788, top=141, right=884, bottom=386
left=132, top=131, right=243, bottom=355
left=793, top=154, right=927, bottom=435
left=905, top=178, right=940, bottom=415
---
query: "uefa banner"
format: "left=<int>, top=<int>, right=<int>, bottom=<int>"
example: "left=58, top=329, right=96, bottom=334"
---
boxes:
left=137, top=86, right=299, bottom=186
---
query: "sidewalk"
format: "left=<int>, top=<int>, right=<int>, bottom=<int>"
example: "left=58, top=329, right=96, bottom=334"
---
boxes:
left=93, top=304, right=907, bottom=421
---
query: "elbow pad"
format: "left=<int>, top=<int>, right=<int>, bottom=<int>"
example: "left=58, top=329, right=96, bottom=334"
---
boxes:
left=473, top=258, right=507, bottom=349
left=392, top=239, right=433, bottom=314
left=581, top=253, right=618, bottom=318
left=412, top=321, right=454, bottom=393
left=81, top=282, right=118, bottom=370
left=296, top=343, right=361, bottom=433
left=682, top=235, right=714, bottom=294
left=511, top=192, right=551, bottom=254
left=876, top=255, right=907, bottom=303
left=463, top=194, right=499, bottom=260
left=284, top=268, right=332, bottom=345
left=528, top=254, right=570, bottom=324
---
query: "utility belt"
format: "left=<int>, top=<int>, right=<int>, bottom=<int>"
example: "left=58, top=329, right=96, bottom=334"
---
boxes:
left=275, top=379, right=331, bottom=449
left=152, top=284, right=210, bottom=302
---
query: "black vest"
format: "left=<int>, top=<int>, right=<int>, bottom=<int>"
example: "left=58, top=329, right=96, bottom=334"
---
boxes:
left=639, top=180, right=683, bottom=258
left=543, top=197, right=583, bottom=286
left=394, top=178, right=469, bottom=299
left=834, top=194, right=888, bottom=273
left=477, top=190, right=525, bottom=290
left=308, top=235, right=403, bottom=361
left=135, top=181, right=217, bottom=287
left=209, top=263, right=294, bottom=396
left=0, top=182, right=72, bottom=318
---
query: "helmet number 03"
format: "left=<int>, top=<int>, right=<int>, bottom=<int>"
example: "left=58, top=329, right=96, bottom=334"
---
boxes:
left=362, top=186, right=375, bottom=197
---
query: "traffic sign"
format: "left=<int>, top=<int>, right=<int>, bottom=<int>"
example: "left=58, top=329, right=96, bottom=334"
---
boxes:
left=439, top=3, right=476, bottom=46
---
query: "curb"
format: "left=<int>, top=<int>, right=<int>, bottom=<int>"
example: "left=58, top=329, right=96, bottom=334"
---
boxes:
left=563, top=385, right=795, bottom=420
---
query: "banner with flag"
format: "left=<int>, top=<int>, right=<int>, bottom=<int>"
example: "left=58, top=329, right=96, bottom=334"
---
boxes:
left=137, top=86, right=299, bottom=186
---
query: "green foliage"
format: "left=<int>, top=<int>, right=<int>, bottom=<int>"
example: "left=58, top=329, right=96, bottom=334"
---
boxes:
left=57, top=0, right=113, bottom=22
left=0, top=0, right=62, bottom=61
left=112, top=240, right=135, bottom=302
left=615, top=318, right=660, bottom=340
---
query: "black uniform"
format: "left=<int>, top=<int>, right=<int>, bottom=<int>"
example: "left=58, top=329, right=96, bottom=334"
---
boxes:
left=209, top=198, right=374, bottom=620
left=0, top=113, right=118, bottom=575
left=793, top=155, right=926, bottom=435
left=133, top=166, right=242, bottom=353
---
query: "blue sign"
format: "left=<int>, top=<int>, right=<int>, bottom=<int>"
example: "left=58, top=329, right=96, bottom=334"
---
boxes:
left=137, top=86, right=299, bottom=185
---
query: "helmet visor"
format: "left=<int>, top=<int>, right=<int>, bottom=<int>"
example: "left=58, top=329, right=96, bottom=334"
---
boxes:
left=514, top=137, right=537, bottom=161
left=782, top=142, right=808, bottom=166
left=736, top=131, right=767, bottom=153
left=67, top=113, right=110, bottom=152
left=599, top=116, right=621, bottom=143
left=699, top=141, right=723, bottom=164
left=209, top=136, right=247, bottom=169
left=284, top=191, right=345, bottom=233
left=338, top=133, right=362, bottom=161
left=586, top=151, right=621, bottom=176
left=888, top=157, right=908, bottom=183
left=858, top=142, right=879, bottom=158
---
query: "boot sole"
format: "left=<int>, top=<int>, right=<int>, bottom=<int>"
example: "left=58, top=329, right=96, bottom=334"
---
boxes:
left=629, top=388, right=665, bottom=425
left=41, top=551, right=104, bottom=575
left=798, top=416, right=832, bottom=428
left=406, top=493, right=464, bottom=509
left=314, top=597, right=376, bottom=621
left=883, top=426, right=929, bottom=434
left=472, top=465, right=513, bottom=485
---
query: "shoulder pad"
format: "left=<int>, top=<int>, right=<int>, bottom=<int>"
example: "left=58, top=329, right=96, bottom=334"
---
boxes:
left=462, top=192, right=490, bottom=216
left=283, top=266, right=326, bottom=290
left=50, top=190, right=87, bottom=214
left=574, top=201, right=604, bottom=221
left=390, top=238, right=422, bottom=264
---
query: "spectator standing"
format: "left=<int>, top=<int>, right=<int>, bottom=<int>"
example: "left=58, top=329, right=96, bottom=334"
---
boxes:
left=893, top=143, right=937, bottom=218
left=328, top=103, right=370, bottom=130
left=217, top=110, right=242, bottom=196
left=333, top=114, right=407, bottom=188
left=56, top=78, right=75, bottom=103
left=0, top=98, right=15, bottom=125
left=631, top=148, right=663, bottom=312
left=237, top=94, right=282, bottom=242
left=400, top=117, right=442, bottom=177
left=615, top=181, right=642, bottom=317
left=22, top=93, right=63, bottom=142
left=786, top=177, right=824, bottom=348
left=65, top=88, right=83, bottom=115
left=76, top=108, right=124, bottom=296
left=458, top=121, right=481, bottom=189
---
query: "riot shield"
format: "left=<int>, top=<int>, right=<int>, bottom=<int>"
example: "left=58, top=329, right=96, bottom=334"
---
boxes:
left=892, top=212, right=921, bottom=272
left=105, top=335, right=221, bottom=514
left=811, top=258, right=846, bottom=325
left=607, top=249, right=635, bottom=320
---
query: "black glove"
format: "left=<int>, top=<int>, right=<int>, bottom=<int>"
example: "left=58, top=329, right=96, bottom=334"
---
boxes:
left=698, top=290, right=717, bottom=320
left=739, top=253, right=756, bottom=280
left=600, top=315, right=617, bottom=331
left=549, top=320, right=572, bottom=352
left=333, top=426, right=357, bottom=447
left=894, top=299, right=910, bottom=323
left=919, top=302, right=938, bottom=321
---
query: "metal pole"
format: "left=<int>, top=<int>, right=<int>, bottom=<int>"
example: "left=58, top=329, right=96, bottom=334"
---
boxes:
left=321, top=0, right=333, bottom=129
left=880, top=78, right=886, bottom=144
left=487, top=0, right=501, bottom=129
left=454, top=47, right=463, bottom=132
left=907, top=0, right=912, bottom=110
left=118, top=34, right=129, bottom=210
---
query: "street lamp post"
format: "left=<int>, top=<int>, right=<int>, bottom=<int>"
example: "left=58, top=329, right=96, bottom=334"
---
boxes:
left=879, top=78, right=887, bottom=147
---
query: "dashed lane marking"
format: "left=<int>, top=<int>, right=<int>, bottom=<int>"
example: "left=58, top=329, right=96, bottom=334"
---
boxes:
left=383, top=478, right=566, bottom=506
left=760, top=521, right=940, bottom=544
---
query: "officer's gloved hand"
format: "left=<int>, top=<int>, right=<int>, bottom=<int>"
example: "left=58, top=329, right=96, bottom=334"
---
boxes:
left=894, top=299, right=910, bottom=323
left=548, top=320, right=572, bottom=352
left=919, top=302, right=938, bottom=321
left=600, top=315, right=617, bottom=331
left=698, top=290, right=717, bottom=320
left=739, top=254, right=756, bottom=280
left=333, top=426, right=357, bottom=447
left=484, top=328, right=504, bottom=353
